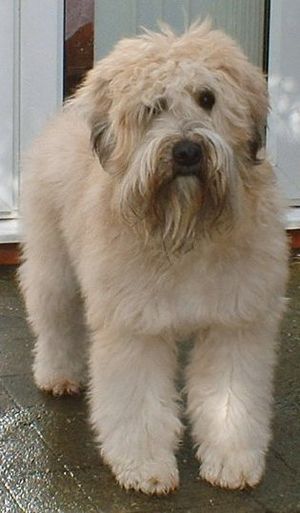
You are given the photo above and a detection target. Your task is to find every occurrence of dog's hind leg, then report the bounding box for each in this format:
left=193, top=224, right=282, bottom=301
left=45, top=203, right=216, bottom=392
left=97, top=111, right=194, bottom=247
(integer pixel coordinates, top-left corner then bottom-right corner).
left=19, top=210, right=87, bottom=396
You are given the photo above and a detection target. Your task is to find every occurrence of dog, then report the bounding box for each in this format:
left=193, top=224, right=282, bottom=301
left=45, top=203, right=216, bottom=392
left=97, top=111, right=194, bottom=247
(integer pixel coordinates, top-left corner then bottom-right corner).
left=19, top=22, right=289, bottom=495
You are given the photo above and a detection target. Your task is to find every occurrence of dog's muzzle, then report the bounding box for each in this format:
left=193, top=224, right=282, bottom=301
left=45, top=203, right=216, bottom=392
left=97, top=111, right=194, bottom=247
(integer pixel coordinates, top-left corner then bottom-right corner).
left=172, top=139, right=202, bottom=178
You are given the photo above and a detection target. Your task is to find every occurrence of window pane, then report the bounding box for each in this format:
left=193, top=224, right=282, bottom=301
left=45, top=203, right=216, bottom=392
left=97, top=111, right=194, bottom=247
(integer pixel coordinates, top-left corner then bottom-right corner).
left=94, top=0, right=266, bottom=67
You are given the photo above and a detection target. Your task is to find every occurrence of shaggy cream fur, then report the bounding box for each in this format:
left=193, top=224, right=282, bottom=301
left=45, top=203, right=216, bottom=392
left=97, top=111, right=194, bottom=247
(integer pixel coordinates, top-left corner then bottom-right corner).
left=19, top=22, right=288, bottom=495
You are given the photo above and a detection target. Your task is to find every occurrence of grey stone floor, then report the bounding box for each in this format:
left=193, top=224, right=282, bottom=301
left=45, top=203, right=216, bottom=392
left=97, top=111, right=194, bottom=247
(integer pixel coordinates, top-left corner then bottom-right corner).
left=0, top=260, right=299, bottom=513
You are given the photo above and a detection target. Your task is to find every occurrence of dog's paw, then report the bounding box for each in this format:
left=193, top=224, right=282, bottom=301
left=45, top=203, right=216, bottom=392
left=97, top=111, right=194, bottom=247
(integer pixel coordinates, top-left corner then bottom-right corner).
left=199, top=448, right=265, bottom=489
left=37, top=378, right=81, bottom=397
left=112, top=457, right=179, bottom=495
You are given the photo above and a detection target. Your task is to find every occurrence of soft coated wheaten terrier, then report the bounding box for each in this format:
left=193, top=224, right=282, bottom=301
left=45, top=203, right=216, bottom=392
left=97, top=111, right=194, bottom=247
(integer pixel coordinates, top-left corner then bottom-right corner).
left=19, top=22, right=289, bottom=495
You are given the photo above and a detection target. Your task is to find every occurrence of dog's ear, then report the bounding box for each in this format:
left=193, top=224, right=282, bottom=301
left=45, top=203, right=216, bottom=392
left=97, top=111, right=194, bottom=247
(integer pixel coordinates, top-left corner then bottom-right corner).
left=90, top=118, right=115, bottom=165
left=243, top=67, right=268, bottom=164
left=219, top=58, right=268, bottom=164
left=248, top=127, right=263, bottom=165
left=72, top=65, right=115, bottom=166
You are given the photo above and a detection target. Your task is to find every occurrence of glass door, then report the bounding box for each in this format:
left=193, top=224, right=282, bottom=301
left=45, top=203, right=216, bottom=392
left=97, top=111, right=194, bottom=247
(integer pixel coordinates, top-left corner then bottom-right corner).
left=94, top=0, right=266, bottom=67
left=268, top=0, right=300, bottom=227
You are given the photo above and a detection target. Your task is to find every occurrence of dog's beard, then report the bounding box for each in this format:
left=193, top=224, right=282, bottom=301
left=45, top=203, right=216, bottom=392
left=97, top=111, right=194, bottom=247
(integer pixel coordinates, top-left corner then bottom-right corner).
left=118, top=129, right=238, bottom=253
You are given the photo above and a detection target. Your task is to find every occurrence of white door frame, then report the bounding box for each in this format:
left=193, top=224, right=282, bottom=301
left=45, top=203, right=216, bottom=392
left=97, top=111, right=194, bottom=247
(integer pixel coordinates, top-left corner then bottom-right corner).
left=0, top=0, right=64, bottom=242
left=0, top=0, right=19, bottom=220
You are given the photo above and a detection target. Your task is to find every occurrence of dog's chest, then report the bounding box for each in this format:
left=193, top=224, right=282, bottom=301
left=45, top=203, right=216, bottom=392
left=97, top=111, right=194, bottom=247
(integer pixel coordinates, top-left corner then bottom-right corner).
left=89, top=232, right=278, bottom=335
left=116, top=253, right=243, bottom=335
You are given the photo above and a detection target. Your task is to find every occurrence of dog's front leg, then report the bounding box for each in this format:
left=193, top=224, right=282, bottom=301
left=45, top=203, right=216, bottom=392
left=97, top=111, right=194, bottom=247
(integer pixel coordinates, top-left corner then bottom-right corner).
left=186, top=324, right=277, bottom=489
left=89, top=328, right=182, bottom=494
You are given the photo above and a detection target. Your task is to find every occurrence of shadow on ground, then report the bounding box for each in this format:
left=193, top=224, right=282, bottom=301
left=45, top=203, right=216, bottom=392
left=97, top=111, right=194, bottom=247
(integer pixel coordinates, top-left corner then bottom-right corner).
left=0, top=259, right=299, bottom=513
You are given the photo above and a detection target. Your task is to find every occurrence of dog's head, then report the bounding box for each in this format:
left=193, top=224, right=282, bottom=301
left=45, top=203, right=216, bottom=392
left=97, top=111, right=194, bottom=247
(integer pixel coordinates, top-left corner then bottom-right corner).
left=74, top=21, right=268, bottom=252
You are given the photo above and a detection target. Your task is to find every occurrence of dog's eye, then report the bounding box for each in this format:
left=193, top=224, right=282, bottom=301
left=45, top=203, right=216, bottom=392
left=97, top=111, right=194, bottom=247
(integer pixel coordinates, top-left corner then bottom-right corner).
left=197, top=90, right=215, bottom=111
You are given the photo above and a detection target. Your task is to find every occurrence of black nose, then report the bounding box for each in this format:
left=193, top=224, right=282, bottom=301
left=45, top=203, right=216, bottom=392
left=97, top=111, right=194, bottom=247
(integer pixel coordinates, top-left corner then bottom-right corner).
left=172, top=140, right=202, bottom=167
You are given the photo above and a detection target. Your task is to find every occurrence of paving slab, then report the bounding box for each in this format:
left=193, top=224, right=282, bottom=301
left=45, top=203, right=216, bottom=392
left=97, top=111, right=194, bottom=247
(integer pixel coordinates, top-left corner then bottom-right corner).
left=0, top=261, right=299, bottom=513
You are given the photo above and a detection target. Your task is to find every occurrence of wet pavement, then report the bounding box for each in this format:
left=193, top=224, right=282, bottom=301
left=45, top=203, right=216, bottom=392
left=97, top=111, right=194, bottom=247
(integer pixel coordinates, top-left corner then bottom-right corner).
left=0, top=260, right=299, bottom=513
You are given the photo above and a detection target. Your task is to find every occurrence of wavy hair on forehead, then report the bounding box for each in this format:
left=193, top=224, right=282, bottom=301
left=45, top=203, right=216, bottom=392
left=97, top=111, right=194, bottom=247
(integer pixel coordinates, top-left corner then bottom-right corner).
left=70, top=18, right=265, bottom=114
